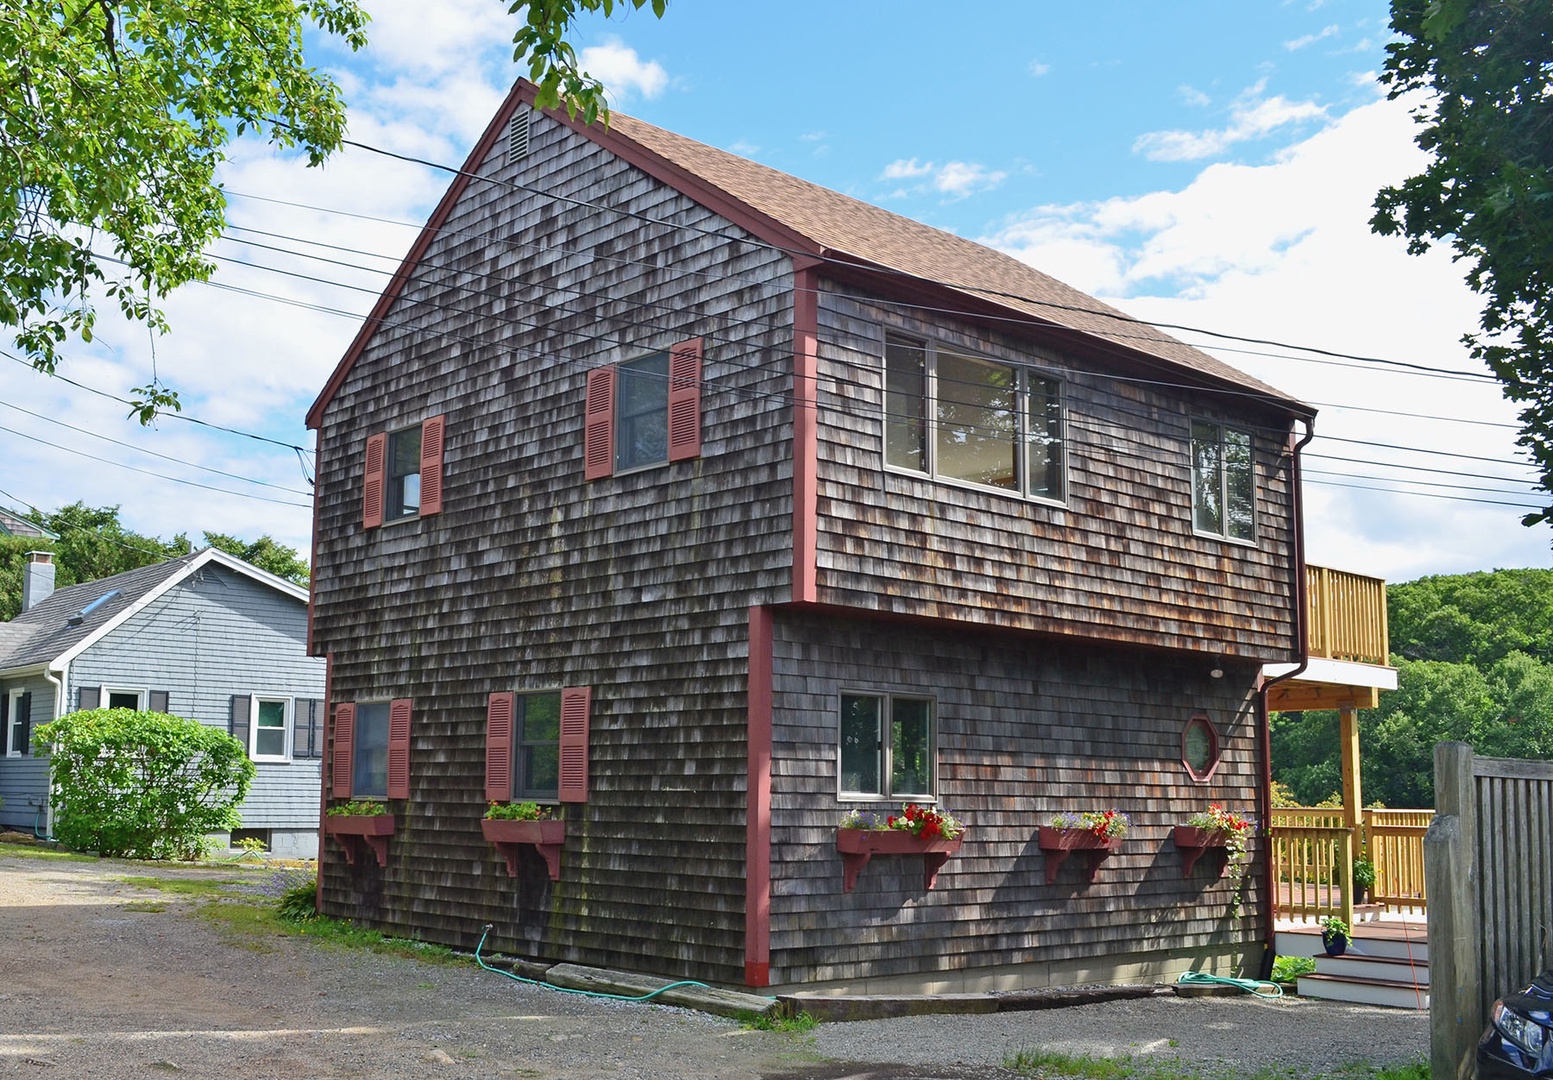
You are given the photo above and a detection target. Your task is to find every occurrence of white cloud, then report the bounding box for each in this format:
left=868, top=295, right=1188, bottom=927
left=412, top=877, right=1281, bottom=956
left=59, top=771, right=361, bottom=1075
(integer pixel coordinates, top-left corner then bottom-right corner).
left=1285, top=24, right=1340, bottom=50
left=1029, top=60, right=1051, bottom=77
left=1133, top=84, right=1329, bottom=162
left=1179, top=85, right=1213, bottom=108
left=986, top=93, right=1550, bottom=579
left=879, top=159, right=1007, bottom=200
left=578, top=39, right=669, bottom=103
left=728, top=139, right=760, bottom=157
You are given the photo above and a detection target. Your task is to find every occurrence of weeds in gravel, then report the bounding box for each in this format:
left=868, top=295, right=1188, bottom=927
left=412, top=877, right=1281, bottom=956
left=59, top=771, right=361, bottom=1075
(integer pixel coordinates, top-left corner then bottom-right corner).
left=1005, top=1050, right=1428, bottom=1080
left=739, top=1008, right=818, bottom=1033
left=0, top=839, right=94, bottom=862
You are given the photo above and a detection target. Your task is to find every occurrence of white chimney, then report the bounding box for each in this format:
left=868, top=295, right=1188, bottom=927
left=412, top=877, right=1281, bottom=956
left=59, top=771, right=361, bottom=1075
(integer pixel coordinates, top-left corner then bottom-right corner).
left=21, top=551, right=55, bottom=612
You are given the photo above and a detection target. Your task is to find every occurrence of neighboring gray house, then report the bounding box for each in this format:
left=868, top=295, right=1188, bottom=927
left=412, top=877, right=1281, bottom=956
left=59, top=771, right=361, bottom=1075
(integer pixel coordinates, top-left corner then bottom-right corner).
left=0, top=507, right=56, bottom=540
left=0, top=548, right=325, bottom=856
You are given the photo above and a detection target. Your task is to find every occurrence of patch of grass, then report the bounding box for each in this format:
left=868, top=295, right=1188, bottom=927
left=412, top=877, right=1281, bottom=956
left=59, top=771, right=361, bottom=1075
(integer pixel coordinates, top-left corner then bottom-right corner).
left=121, top=900, right=167, bottom=913
left=0, top=840, right=95, bottom=862
left=1005, top=1050, right=1428, bottom=1080
left=739, top=1008, right=818, bottom=1033
left=120, top=874, right=245, bottom=899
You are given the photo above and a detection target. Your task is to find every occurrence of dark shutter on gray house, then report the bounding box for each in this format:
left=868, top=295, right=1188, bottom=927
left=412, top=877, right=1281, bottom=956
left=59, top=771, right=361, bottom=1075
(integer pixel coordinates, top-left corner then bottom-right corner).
left=15, top=692, right=30, bottom=755
left=229, top=695, right=250, bottom=756
left=148, top=689, right=170, bottom=714
left=293, top=699, right=324, bottom=760
left=0, top=693, right=9, bottom=755
left=77, top=686, right=100, bottom=711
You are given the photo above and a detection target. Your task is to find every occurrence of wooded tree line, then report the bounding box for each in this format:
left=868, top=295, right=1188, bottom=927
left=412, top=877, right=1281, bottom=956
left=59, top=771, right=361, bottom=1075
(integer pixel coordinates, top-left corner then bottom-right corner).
left=1272, top=568, right=1553, bottom=808
left=0, top=502, right=308, bottom=620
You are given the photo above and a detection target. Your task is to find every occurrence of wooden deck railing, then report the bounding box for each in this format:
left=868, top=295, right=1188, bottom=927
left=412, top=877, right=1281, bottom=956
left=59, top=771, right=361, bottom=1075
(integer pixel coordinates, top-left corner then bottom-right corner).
left=1269, top=807, right=1432, bottom=923
left=1305, top=565, right=1389, bottom=666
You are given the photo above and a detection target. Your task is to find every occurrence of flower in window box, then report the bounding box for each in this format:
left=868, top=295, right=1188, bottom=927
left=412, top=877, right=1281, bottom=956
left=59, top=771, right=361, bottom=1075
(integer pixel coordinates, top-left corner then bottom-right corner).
left=1175, top=803, right=1257, bottom=910
left=1048, top=809, right=1130, bottom=840
left=1039, top=810, right=1129, bottom=884
left=835, top=804, right=967, bottom=892
left=886, top=803, right=964, bottom=841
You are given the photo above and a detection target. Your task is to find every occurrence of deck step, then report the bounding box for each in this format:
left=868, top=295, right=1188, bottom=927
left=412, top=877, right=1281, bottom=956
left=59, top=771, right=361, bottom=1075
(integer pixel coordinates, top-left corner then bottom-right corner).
left=1315, top=953, right=1429, bottom=988
left=1276, top=928, right=1430, bottom=964
left=1296, top=972, right=1429, bottom=1010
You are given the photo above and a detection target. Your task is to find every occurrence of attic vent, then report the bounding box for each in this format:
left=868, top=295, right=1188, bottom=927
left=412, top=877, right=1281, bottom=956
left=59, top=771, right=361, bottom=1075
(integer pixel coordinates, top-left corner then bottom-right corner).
left=508, top=109, right=531, bottom=164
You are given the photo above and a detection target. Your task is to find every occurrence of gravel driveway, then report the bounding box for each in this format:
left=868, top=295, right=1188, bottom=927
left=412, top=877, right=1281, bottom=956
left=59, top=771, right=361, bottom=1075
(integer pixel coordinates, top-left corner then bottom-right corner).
left=0, top=849, right=1429, bottom=1079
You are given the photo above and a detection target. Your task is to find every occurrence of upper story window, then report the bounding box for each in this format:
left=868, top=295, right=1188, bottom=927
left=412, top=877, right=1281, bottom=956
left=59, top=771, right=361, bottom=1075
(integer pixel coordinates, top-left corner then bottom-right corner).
left=363, top=416, right=444, bottom=529
left=585, top=338, right=703, bottom=480
left=1190, top=420, right=1255, bottom=542
left=884, top=334, right=1064, bottom=502
left=839, top=691, right=936, bottom=800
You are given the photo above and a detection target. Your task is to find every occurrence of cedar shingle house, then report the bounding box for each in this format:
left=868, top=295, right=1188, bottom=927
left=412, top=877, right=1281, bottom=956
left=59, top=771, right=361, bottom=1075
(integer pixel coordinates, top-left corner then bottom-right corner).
left=306, top=80, right=1318, bottom=992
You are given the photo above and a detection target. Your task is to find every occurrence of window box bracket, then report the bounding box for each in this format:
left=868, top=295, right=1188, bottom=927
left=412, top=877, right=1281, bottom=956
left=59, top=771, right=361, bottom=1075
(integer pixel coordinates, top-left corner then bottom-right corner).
left=324, top=814, right=396, bottom=868
left=481, top=818, right=566, bottom=880
left=1172, top=825, right=1230, bottom=878
left=835, top=828, right=965, bottom=893
left=1037, top=826, right=1122, bottom=885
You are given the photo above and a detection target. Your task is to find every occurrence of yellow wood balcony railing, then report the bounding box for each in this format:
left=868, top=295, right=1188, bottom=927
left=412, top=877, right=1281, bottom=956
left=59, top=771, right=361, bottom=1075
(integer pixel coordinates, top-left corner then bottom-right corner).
left=1305, top=565, right=1389, bottom=666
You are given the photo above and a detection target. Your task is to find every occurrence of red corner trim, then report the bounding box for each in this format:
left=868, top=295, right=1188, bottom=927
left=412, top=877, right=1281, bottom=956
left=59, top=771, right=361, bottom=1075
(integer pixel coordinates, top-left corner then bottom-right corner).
left=792, top=266, right=819, bottom=604
left=308, top=430, right=322, bottom=656
left=744, top=605, right=773, bottom=987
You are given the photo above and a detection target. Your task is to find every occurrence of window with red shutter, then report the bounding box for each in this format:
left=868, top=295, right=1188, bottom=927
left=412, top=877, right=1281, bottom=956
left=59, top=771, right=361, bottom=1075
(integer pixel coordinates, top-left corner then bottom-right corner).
left=667, top=337, right=703, bottom=461
left=584, top=367, right=616, bottom=480
left=558, top=687, right=590, bottom=803
left=485, top=693, right=515, bottom=802
left=331, top=703, right=356, bottom=798
left=387, top=698, right=412, bottom=799
left=419, top=415, right=445, bottom=516
left=363, top=435, right=387, bottom=529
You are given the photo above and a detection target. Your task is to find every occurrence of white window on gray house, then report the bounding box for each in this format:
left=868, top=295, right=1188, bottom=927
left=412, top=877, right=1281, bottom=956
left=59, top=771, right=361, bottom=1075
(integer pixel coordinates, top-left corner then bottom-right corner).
left=5, top=688, right=29, bottom=757
left=386, top=425, right=422, bottom=520
left=352, top=702, right=391, bottom=798
left=884, top=334, right=1065, bottom=502
left=839, top=692, right=936, bottom=800
left=1191, top=419, right=1256, bottom=542
left=105, top=688, right=144, bottom=710
left=251, top=697, right=290, bottom=761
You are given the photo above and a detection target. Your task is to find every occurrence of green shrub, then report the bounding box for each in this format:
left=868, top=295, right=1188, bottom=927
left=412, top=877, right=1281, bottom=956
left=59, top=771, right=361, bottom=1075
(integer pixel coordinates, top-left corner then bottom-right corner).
left=34, top=708, right=255, bottom=860
left=1271, top=955, right=1317, bottom=982
left=273, top=870, right=320, bottom=922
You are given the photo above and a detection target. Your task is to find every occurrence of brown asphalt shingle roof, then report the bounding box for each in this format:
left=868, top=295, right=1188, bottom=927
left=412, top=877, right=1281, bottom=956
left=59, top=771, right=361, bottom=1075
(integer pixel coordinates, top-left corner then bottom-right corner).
left=604, top=111, right=1305, bottom=411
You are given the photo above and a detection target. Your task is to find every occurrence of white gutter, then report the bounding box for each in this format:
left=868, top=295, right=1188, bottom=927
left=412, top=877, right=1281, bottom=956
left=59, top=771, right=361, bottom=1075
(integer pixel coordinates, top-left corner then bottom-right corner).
left=40, top=661, right=64, bottom=839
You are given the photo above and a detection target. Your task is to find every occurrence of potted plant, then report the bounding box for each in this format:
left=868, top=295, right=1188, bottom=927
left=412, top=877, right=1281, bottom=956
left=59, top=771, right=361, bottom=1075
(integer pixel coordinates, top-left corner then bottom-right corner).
left=836, top=805, right=966, bottom=892
left=1320, top=915, right=1351, bottom=956
left=323, top=799, right=395, bottom=867
left=482, top=801, right=564, bottom=879
left=1352, top=855, right=1377, bottom=904
left=1038, top=810, right=1129, bottom=884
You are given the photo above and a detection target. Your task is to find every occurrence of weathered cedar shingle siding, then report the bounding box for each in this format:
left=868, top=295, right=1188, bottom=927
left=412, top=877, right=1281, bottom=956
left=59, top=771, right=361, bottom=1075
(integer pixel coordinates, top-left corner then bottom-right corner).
left=767, top=610, right=1261, bottom=987
left=311, top=107, right=794, bottom=974
left=812, top=288, right=1296, bottom=659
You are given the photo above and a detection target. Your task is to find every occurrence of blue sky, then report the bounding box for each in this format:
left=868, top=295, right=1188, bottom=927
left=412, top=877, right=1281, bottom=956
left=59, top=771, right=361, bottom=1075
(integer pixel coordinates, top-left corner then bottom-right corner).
left=4, top=0, right=1547, bottom=582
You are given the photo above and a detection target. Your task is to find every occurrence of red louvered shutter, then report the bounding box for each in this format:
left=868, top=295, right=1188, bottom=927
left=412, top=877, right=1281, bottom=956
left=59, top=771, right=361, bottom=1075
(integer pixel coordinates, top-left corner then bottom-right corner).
left=387, top=698, right=412, bottom=799
left=419, top=415, right=445, bottom=516
left=363, top=433, right=387, bottom=529
left=583, top=366, right=616, bottom=480
left=558, top=687, right=590, bottom=803
left=667, top=337, right=703, bottom=462
left=485, top=692, right=515, bottom=802
left=331, top=704, right=356, bottom=799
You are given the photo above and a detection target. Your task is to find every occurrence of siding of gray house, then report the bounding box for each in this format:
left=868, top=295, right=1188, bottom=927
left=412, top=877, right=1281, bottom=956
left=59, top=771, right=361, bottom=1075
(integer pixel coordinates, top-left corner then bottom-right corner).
left=66, top=564, right=324, bottom=854
left=0, top=671, right=56, bottom=832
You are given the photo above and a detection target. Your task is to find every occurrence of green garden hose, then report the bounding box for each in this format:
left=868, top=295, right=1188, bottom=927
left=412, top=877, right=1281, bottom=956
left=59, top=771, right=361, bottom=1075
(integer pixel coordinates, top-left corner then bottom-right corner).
left=1175, top=971, right=1283, bottom=998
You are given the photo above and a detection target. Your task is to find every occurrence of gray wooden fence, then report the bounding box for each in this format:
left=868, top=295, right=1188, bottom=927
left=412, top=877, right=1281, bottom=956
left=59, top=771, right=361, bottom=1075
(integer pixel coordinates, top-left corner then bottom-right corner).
left=1425, top=741, right=1553, bottom=1080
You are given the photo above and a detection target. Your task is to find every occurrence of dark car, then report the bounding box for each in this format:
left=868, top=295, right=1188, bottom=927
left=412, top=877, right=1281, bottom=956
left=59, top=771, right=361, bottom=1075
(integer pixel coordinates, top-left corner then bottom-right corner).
left=1479, top=966, right=1553, bottom=1079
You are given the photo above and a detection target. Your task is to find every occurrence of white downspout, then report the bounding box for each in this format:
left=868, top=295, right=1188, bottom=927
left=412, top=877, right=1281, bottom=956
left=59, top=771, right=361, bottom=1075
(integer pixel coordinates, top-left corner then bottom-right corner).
left=41, top=662, right=65, bottom=838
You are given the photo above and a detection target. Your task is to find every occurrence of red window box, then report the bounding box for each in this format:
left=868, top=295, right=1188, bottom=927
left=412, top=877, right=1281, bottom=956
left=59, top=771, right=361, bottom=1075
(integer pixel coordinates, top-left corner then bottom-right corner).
left=481, top=817, right=565, bottom=880
left=835, top=828, right=964, bottom=893
left=1037, top=826, right=1123, bottom=885
left=324, top=814, right=395, bottom=868
left=1172, top=825, right=1231, bottom=877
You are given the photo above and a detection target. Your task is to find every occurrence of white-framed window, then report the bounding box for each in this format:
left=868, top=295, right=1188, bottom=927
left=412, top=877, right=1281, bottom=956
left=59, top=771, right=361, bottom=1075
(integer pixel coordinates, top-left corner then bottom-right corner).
left=838, top=691, right=936, bottom=800
left=6, top=688, right=27, bottom=757
left=884, top=334, right=1065, bottom=502
left=104, top=687, right=145, bottom=711
left=1190, top=419, right=1256, bottom=542
left=250, top=696, right=291, bottom=761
